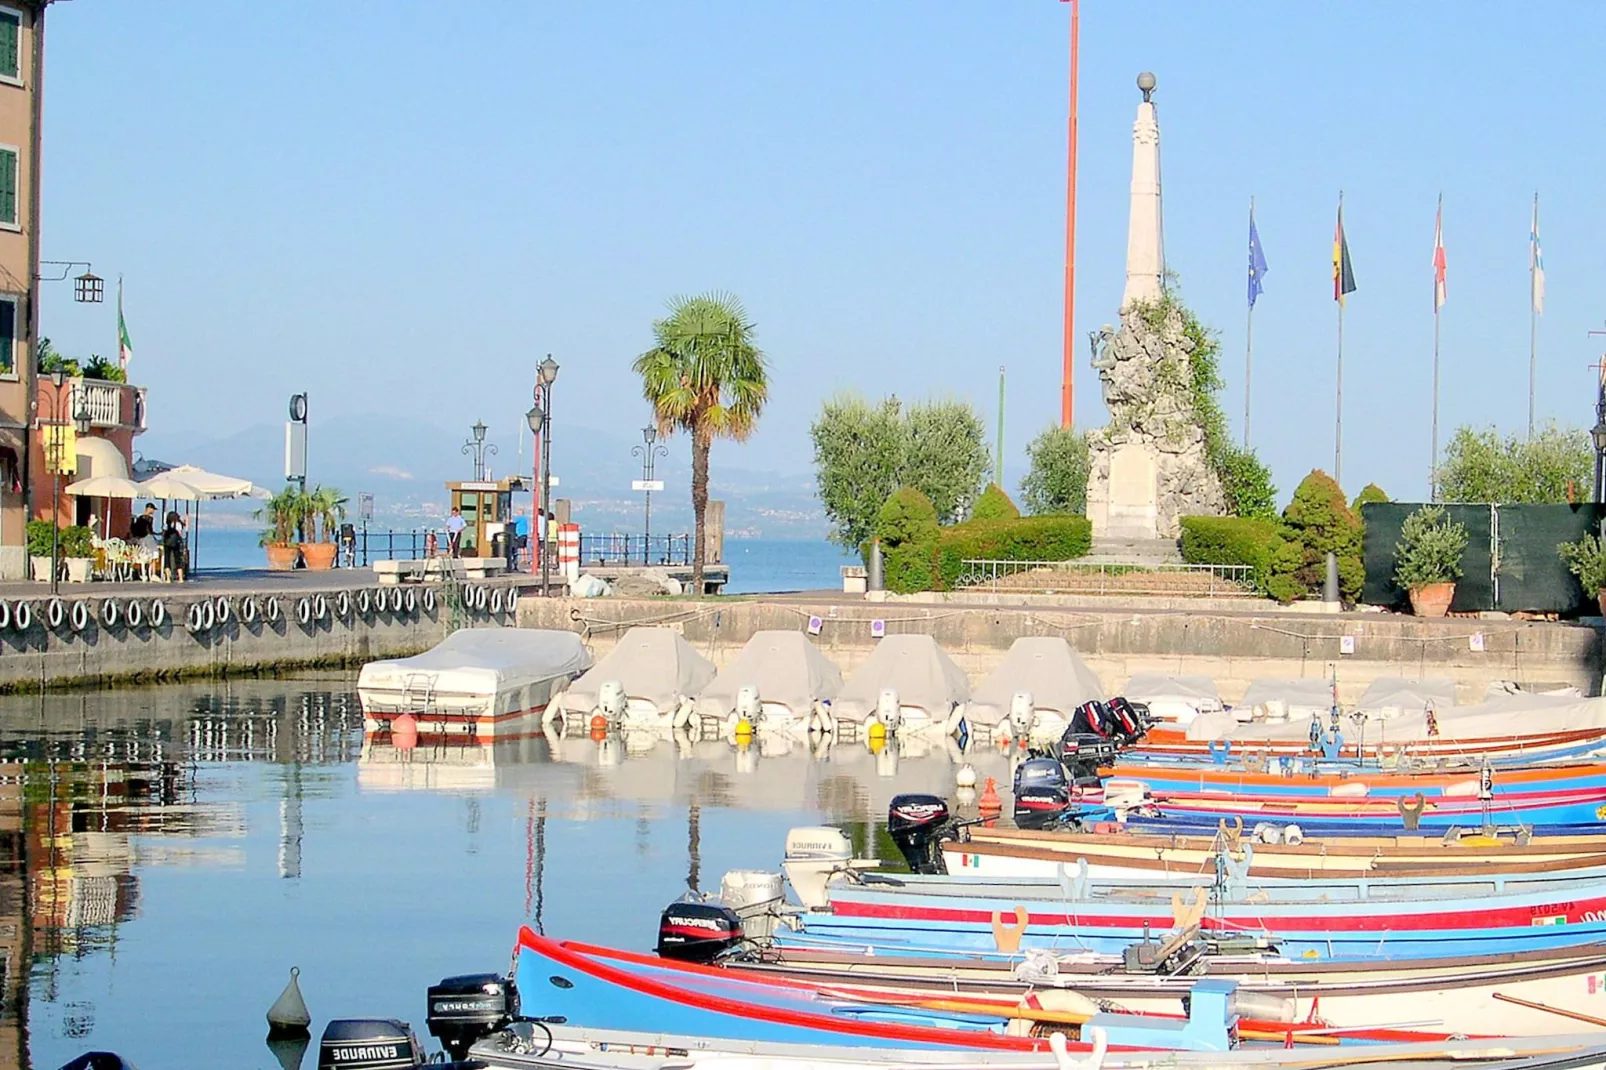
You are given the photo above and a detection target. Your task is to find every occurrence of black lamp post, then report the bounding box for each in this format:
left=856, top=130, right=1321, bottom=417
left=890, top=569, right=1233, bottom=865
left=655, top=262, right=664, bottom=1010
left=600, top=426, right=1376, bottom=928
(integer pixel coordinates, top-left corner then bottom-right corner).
left=44, top=369, right=92, bottom=594
left=462, top=420, right=497, bottom=481
left=632, top=426, right=668, bottom=565
left=535, top=356, right=559, bottom=594
left=1593, top=419, right=1606, bottom=505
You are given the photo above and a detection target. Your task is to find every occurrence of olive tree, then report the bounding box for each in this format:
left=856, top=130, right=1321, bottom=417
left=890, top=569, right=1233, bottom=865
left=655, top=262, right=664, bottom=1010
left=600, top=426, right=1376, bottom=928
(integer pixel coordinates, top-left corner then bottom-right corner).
left=1435, top=423, right=1594, bottom=504
left=1019, top=425, right=1089, bottom=516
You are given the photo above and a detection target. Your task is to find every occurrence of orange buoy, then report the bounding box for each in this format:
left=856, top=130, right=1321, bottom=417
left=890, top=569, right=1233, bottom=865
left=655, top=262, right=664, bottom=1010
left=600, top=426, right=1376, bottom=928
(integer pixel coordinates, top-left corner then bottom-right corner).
left=589, top=723, right=608, bottom=742
left=392, top=713, right=418, bottom=751
left=590, top=714, right=608, bottom=732
left=978, top=776, right=1001, bottom=815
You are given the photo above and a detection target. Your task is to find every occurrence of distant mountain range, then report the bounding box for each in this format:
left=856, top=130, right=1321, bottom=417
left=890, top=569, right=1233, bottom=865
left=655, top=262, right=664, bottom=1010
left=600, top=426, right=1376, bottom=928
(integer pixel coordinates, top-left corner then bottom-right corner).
left=137, top=414, right=829, bottom=538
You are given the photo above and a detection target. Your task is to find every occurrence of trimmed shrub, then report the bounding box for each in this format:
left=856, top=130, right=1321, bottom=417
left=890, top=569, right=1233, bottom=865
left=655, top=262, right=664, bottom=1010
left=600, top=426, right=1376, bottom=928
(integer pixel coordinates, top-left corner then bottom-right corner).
left=1393, top=505, right=1467, bottom=590
left=26, top=520, right=56, bottom=559
left=1179, top=517, right=1282, bottom=590
left=1282, top=469, right=1363, bottom=601
left=936, top=515, right=1092, bottom=589
left=1352, top=483, right=1389, bottom=514
left=970, top=483, right=1020, bottom=522
left=875, top=487, right=940, bottom=594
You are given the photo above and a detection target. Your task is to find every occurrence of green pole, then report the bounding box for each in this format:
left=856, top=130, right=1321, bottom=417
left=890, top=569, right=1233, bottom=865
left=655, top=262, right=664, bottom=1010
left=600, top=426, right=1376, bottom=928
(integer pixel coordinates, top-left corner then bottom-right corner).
left=995, top=365, right=1005, bottom=489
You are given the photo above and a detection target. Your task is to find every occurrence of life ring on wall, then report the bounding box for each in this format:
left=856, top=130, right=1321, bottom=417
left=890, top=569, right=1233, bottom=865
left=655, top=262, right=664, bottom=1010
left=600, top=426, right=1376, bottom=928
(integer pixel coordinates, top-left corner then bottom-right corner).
left=215, top=596, right=232, bottom=625
left=265, top=597, right=281, bottom=623
left=493, top=588, right=507, bottom=615
left=389, top=586, right=404, bottom=613
left=13, top=601, right=31, bottom=631
left=336, top=591, right=351, bottom=618
left=404, top=587, right=417, bottom=615
left=357, top=589, right=372, bottom=616
left=474, top=585, right=488, bottom=612
left=0, top=600, right=13, bottom=630
left=422, top=587, right=436, bottom=614
left=313, top=594, right=328, bottom=620
left=186, top=603, right=206, bottom=633
left=46, top=598, right=65, bottom=630
left=296, top=598, right=312, bottom=625
left=241, top=597, right=259, bottom=623
left=101, top=599, right=118, bottom=628
left=70, top=601, right=89, bottom=632
left=125, top=600, right=142, bottom=629
left=149, top=600, right=166, bottom=627
left=202, top=599, right=216, bottom=631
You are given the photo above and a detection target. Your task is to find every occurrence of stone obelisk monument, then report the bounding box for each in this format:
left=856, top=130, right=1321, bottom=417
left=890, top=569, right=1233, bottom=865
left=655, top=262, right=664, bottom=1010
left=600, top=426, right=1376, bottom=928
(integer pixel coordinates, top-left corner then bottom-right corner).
left=1085, top=73, right=1225, bottom=542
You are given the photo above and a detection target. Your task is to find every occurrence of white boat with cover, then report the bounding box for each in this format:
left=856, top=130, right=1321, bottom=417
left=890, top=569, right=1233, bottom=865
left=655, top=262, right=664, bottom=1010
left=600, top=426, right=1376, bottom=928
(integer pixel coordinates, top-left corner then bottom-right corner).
left=826, top=634, right=969, bottom=738
left=693, top=630, right=844, bottom=736
left=963, top=637, right=1103, bottom=744
left=1121, top=673, right=1222, bottom=725
left=551, top=626, right=717, bottom=730
left=358, top=628, right=591, bottom=738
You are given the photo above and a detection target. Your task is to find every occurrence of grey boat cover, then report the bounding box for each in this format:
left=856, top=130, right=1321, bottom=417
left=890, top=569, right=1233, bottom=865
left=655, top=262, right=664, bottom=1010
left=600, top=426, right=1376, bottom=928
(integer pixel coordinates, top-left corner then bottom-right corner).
left=693, top=631, right=843, bottom=720
left=833, top=634, right=971, bottom=722
left=1354, top=677, right=1457, bottom=718
left=556, top=627, right=717, bottom=715
left=1237, top=678, right=1333, bottom=718
left=1188, top=688, right=1606, bottom=744
left=357, top=628, right=591, bottom=697
left=1122, top=673, right=1223, bottom=722
left=967, top=637, right=1104, bottom=727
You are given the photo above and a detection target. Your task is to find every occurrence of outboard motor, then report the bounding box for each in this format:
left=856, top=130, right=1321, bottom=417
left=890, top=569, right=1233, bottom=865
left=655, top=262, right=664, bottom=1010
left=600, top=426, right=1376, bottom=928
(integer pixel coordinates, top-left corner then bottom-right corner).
left=1007, top=690, right=1035, bottom=738
left=875, top=688, right=902, bottom=732
left=317, top=1019, right=424, bottom=1070
left=1106, top=696, right=1148, bottom=744
left=1056, top=729, right=1117, bottom=782
left=735, top=684, right=762, bottom=726
left=887, top=793, right=953, bottom=874
left=656, top=900, right=744, bottom=962
left=1070, top=700, right=1111, bottom=739
left=597, top=679, right=627, bottom=722
left=425, top=973, right=520, bottom=1062
left=1012, top=756, right=1074, bottom=830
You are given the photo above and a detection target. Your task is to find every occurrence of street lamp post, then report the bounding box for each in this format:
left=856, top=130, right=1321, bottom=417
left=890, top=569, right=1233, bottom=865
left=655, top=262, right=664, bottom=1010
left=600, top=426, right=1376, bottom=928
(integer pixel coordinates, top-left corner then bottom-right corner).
left=632, top=426, right=668, bottom=565
left=536, top=356, right=559, bottom=593
left=1593, top=417, right=1606, bottom=506
left=43, top=368, right=92, bottom=594
left=461, top=420, right=497, bottom=481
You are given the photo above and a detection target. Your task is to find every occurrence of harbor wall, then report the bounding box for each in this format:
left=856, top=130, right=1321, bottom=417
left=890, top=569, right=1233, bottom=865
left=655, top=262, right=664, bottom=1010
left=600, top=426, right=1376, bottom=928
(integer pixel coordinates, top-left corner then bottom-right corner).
left=517, top=597, right=1606, bottom=703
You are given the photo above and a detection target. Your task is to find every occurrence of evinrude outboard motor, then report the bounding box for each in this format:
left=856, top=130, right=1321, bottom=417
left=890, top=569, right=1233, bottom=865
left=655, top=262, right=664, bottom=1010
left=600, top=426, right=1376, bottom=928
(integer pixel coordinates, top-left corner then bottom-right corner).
left=1012, top=756, right=1074, bottom=830
left=887, top=793, right=954, bottom=874
left=317, top=1018, right=424, bottom=1070
left=656, top=900, right=744, bottom=962
left=426, top=972, right=520, bottom=1062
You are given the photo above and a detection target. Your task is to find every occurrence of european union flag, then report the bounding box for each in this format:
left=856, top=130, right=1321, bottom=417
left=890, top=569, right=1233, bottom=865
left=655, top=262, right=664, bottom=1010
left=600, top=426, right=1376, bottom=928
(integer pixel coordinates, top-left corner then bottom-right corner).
left=1248, top=206, right=1268, bottom=309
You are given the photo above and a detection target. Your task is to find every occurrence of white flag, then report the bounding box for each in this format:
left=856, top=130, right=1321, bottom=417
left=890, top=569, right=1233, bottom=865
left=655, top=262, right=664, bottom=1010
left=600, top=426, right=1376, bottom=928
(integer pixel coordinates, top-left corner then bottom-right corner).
left=1530, top=194, right=1545, bottom=316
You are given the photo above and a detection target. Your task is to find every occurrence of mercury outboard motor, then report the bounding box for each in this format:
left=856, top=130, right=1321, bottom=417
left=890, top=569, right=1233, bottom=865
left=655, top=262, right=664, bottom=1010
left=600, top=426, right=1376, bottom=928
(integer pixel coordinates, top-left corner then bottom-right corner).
left=426, top=973, right=520, bottom=1062
left=317, top=1019, right=424, bottom=1070
left=1106, top=696, right=1149, bottom=744
left=1070, top=700, right=1112, bottom=739
left=656, top=900, right=744, bottom=962
left=887, top=794, right=954, bottom=874
left=1012, top=757, right=1074, bottom=829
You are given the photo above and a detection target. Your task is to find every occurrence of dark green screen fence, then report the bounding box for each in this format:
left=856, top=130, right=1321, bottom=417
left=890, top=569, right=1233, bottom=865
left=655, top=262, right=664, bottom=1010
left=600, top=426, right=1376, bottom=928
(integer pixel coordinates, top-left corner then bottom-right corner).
left=1361, top=503, right=1606, bottom=614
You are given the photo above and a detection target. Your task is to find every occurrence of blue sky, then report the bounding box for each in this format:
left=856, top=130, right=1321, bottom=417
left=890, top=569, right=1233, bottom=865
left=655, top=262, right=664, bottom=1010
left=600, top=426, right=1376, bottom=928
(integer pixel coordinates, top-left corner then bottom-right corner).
left=32, top=1, right=1606, bottom=504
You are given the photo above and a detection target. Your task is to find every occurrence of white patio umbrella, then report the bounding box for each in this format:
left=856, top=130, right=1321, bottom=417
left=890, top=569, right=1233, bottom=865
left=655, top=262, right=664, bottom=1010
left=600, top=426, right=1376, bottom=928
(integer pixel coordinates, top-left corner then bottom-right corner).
left=65, top=474, right=143, bottom=499
left=163, top=464, right=272, bottom=500
left=137, top=474, right=203, bottom=500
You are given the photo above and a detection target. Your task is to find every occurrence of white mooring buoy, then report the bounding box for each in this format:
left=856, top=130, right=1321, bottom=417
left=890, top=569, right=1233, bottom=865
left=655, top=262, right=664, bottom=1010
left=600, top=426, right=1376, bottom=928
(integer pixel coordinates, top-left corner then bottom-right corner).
left=266, top=965, right=311, bottom=1038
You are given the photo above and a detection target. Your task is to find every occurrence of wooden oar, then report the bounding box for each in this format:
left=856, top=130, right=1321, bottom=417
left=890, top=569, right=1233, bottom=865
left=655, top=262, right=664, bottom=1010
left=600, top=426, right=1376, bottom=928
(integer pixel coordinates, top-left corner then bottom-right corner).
left=1492, top=991, right=1606, bottom=1028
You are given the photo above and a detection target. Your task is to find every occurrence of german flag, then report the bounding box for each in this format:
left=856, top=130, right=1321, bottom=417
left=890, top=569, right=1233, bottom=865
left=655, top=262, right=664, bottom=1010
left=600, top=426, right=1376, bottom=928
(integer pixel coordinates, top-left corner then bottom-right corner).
left=1333, top=200, right=1356, bottom=305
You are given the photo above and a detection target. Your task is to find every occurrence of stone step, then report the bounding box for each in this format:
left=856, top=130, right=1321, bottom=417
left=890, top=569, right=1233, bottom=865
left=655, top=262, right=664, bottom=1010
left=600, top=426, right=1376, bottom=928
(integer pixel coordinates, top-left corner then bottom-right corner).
left=1085, top=536, right=1182, bottom=565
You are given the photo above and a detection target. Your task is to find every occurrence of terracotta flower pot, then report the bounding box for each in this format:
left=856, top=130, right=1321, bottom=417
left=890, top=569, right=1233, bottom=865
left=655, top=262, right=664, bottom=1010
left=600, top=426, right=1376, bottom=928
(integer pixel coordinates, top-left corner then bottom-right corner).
left=301, top=542, right=337, bottom=571
left=1597, top=589, right=1606, bottom=619
left=1408, top=581, right=1455, bottom=618
left=264, top=544, right=300, bottom=571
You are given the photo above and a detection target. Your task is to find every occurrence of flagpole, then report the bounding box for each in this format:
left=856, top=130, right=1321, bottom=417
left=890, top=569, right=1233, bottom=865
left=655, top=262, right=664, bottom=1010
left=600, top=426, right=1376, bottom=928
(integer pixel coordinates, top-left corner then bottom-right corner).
left=1529, top=191, right=1538, bottom=439
left=1245, top=196, right=1254, bottom=448
left=1431, top=193, right=1442, bottom=500
left=1335, top=191, right=1344, bottom=486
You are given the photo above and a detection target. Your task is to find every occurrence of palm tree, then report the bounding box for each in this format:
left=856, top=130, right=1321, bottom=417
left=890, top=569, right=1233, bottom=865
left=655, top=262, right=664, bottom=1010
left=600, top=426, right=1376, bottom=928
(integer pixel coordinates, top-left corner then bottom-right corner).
left=633, top=292, right=768, bottom=591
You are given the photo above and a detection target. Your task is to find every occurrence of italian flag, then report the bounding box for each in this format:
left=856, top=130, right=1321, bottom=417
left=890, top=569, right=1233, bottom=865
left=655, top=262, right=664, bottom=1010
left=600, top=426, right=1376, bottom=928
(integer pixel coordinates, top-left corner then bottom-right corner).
left=117, top=275, right=133, bottom=369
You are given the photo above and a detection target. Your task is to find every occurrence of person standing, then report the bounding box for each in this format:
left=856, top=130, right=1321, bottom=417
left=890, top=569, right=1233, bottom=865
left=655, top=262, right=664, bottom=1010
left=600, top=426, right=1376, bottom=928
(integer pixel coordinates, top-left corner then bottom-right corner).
left=129, top=503, right=156, bottom=541
left=445, top=507, right=466, bottom=558
left=161, top=510, right=187, bottom=583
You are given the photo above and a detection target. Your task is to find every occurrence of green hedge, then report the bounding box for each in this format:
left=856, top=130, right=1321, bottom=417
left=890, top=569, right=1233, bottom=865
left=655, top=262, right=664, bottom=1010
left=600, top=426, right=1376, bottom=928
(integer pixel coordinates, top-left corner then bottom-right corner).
left=1179, top=516, right=1285, bottom=592
left=936, top=515, right=1092, bottom=589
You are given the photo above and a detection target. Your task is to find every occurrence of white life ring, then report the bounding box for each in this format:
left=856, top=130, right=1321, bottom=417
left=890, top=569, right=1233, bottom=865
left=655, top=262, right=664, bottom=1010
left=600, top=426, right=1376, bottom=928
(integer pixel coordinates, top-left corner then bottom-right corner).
left=125, top=600, right=142, bottom=628
left=422, top=587, right=436, bottom=613
left=296, top=598, right=312, bottom=625
left=102, top=599, right=119, bottom=628
left=70, top=601, right=89, bottom=632
left=13, top=601, right=30, bottom=631
left=313, top=593, right=328, bottom=620
left=265, top=597, right=281, bottom=622
left=404, top=587, right=417, bottom=614
left=203, top=599, right=216, bottom=631
left=186, top=602, right=206, bottom=633
left=336, top=590, right=351, bottom=618
left=0, top=600, right=11, bottom=631
left=241, top=597, right=259, bottom=623
left=474, top=585, right=488, bottom=612
left=389, top=586, right=404, bottom=613
left=490, top=588, right=504, bottom=615
left=46, top=598, right=65, bottom=630
left=357, top=589, right=371, bottom=616
left=149, top=600, right=166, bottom=627
left=215, top=596, right=232, bottom=625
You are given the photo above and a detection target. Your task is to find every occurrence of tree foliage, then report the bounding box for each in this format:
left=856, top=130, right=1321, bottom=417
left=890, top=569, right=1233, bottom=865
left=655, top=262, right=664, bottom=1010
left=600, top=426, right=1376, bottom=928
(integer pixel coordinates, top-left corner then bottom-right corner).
left=970, top=483, right=1020, bottom=521
left=1019, top=425, right=1089, bottom=516
left=1435, top=424, right=1593, bottom=504
left=1393, top=505, right=1468, bottom=590
left=634, top=291, right=768, bottom=590
left=875, top=487, right=940, bottom=594
left=1559, top=533, right=1606, bottom=594
left=902, top=399, right=989, bottom=524
left=1216, top=444, right=1278, bottom=521
left=1281, top=469, right=1363, bottom=600
left=1352, top=483, right=1390, bottom=513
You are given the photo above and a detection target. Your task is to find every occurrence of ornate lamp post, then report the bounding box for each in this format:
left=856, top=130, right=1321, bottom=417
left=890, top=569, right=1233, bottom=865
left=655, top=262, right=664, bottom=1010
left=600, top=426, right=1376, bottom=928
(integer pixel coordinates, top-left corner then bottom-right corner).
left=532, top=356, right=559, bottom=593
left=462, top=420, right=497, bottom=481
left=632, top=426, right=668, bottom=565
left=1593, top=418, right=1606, bottom=506
left=43, top=368, right=92, bottom=594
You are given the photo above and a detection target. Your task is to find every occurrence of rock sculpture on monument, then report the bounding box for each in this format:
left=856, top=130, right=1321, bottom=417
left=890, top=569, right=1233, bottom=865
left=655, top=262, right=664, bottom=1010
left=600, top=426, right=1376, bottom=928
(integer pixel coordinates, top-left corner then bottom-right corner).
left=1084, top=72, right=1227, bottom=542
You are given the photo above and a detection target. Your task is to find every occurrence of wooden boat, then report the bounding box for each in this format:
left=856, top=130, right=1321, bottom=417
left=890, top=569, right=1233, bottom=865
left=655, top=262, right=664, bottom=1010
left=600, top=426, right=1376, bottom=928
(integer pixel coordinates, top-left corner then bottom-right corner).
left=1122, top=784, right=1606, bottom=833
left=1129, top=722, right=1606, bottom=764
left=1106, top=759, right=1606, bottom=799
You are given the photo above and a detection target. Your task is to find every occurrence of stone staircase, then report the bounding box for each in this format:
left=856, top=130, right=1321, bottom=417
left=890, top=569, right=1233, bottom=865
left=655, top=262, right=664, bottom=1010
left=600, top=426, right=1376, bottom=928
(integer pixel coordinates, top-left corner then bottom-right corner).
left=1084, top=536, right=1183, bottom=566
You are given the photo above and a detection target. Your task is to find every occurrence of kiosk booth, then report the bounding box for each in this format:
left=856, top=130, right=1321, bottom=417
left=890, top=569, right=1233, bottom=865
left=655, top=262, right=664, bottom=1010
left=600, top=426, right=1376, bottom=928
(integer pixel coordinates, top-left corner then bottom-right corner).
left=445, top=478, right=527, bottom=559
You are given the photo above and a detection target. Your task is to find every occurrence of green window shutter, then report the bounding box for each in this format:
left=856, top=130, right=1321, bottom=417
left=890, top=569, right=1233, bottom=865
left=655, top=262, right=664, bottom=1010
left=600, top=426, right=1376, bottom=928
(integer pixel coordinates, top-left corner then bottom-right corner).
left=0, top=300, right=15, bottom=376
left=0, top=14, right=18, bottom=81
left=0, top=149, right=16, bottom=225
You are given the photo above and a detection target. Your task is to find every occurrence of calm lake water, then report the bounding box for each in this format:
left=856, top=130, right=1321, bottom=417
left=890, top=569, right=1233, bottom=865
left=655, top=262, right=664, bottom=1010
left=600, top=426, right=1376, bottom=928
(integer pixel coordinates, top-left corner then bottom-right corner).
left=4, top=678, right=1014, bottom=1070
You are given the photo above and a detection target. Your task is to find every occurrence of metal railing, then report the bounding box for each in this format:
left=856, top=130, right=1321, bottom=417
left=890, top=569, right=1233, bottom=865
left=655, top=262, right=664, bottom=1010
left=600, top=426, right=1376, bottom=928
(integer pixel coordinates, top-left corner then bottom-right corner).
left=579, top=533, right=693, bottom=567
left=358, top=529, right=427, bottom=566
left=955, top=559, right=1257, bottom=597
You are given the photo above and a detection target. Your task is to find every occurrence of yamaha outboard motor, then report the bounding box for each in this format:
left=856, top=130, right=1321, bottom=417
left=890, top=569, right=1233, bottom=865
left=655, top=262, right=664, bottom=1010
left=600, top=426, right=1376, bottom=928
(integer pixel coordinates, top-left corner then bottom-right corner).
left=656, top=901, right=744, bottom=962
left=317, top=1019, right=424, bottom=1070
left=426, top=973, right=520, bottom=1062
left=887, top=794, right=953, bottom=874
left=1012, top=756, right=1074, bottom=830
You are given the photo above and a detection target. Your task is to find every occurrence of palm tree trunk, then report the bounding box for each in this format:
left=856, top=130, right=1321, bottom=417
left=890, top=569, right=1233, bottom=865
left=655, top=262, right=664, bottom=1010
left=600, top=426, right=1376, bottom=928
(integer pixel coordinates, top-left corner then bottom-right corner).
left=691, top=431, right=710, bottom=592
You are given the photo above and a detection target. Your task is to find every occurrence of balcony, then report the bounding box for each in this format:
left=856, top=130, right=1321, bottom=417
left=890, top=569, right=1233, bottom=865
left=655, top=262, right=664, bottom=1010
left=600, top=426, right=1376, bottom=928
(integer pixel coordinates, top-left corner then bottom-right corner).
left=67, top=379, right=147, bottom=434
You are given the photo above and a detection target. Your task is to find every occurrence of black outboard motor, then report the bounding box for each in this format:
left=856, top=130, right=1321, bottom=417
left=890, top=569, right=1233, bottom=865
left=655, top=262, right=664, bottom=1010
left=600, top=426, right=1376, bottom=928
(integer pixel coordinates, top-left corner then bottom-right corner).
left=1056, top=730, right=1117, bottom=782
left=657, top=901, right=744, bottom=962
left=426, top=973, right=520, bottom=1062
left=317, top=1019, right=424, bottom=1070
left=1106, top=696, right=1149, bottom=744
left=1070, top=700, right=1112, bottom=739
left=1012, top=757, right=1074, bottom=830
left=887, top=794, right=953, bottom=874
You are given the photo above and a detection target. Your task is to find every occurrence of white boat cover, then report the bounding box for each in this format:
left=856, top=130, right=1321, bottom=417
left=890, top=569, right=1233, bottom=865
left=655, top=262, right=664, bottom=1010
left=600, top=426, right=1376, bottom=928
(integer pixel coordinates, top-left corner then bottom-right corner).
left=832, top=634, right=970, bottom=723
left=557, top=627, right=717, bottom=715
left=1187, top=689, right=1606, bottom=744
left=693, top=631, right=843, bottom=721
left=1122, top=673, right=1222, bottom=723
left=1354, top=677, right=1457, bottom=718
left=966, top=637, right=1104, bottom=726
left=1238, top=678, right=1333, bottom=716
left=357, top=628, right=591, bottom=697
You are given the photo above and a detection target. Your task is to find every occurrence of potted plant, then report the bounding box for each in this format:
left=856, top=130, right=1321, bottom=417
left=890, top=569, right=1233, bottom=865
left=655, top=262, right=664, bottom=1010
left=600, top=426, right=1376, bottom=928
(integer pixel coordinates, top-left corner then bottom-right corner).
left=1558, top=532, right=1606, bottom=618
left=60, top=525, right=95, bottom=583
left=256, top=487, right=305, bottom=571
left=1393, top=504, right=1467, bottom=617
left=26, top=520, right=55, bottom=582
left=299, top=485, right=347, bottom=571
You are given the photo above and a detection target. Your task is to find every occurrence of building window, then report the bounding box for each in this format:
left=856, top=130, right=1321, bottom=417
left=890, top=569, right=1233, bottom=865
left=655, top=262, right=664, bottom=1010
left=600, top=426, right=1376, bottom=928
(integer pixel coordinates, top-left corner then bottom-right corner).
left=0, top=296, right=17, bottom=377
left=0, top=9, right=18, bottom=85
left=0, top=146, right=15, bottom=228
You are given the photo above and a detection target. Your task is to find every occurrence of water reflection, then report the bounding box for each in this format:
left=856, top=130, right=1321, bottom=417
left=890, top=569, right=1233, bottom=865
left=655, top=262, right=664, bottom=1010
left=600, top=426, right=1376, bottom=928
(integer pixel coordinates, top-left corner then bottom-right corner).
left=0, top=679, right=1017, bottom=1070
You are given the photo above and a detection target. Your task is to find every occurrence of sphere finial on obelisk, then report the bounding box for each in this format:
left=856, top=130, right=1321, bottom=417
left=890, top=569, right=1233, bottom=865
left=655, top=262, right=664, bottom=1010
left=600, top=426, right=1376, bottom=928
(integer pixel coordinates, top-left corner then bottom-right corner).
left=1137, top=71, right=1156, bottom=103
left=1121, top=71, right=1164, bottom=309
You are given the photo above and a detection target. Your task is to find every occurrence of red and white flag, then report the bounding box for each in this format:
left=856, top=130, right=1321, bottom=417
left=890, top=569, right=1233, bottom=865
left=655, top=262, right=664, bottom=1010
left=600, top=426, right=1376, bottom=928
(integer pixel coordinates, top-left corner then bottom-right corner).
left=1432, top=195, right=1447, bottom=312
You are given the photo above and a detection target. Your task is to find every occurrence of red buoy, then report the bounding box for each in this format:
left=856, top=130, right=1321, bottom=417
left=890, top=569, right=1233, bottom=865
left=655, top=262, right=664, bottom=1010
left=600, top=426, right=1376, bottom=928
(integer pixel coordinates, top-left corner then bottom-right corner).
left=978, top=776, right=1001, bottom=815
left=392, top=713, right=418, bottom=751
